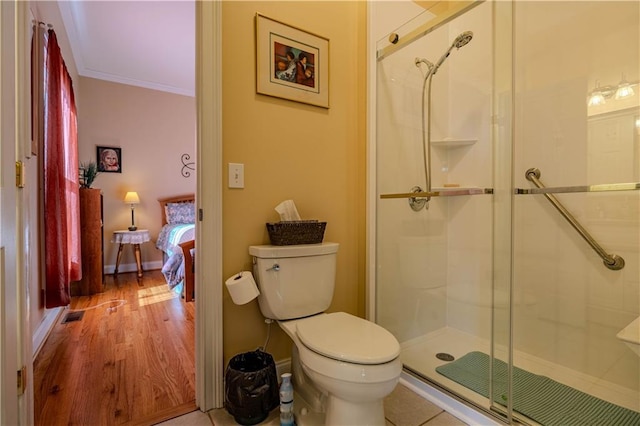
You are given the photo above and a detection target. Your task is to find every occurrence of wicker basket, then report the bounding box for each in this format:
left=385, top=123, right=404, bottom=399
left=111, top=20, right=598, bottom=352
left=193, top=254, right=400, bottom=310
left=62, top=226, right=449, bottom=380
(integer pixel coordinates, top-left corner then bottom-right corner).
left=266, top=220, right=326, bottom=246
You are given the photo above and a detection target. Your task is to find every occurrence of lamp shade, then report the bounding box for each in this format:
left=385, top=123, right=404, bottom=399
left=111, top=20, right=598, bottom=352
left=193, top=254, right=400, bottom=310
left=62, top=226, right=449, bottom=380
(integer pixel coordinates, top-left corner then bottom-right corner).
left=615, top=82, right=635, bottom=100
left=587, top=91, right=606, bottom=107
left=124, top=191, right=140, bottom=204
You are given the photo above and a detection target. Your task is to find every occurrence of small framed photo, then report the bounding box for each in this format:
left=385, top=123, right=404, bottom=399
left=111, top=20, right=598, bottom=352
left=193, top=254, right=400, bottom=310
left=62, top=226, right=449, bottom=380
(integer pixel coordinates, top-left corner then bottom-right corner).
left=97, top=146, right=122, bottom=173
left=255, top=13, right=329, bottom=108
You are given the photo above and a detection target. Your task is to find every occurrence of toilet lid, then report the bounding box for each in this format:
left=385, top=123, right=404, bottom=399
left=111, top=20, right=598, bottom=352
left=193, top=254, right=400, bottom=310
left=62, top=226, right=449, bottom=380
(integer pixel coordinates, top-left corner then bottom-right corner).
left=296, top=312, right=400, bottom=365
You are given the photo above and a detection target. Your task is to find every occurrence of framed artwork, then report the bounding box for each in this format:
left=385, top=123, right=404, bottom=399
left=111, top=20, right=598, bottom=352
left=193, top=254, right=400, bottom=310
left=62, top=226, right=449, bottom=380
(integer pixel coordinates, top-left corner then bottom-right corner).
left=97, top=146, right=122, bottom=173
left=255, top=13, right=329, bottom=108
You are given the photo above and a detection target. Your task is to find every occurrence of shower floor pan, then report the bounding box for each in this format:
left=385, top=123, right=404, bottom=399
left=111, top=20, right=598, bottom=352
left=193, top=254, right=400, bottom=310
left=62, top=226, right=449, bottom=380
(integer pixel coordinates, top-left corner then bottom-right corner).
left=400, top=327, right=639, bottom=417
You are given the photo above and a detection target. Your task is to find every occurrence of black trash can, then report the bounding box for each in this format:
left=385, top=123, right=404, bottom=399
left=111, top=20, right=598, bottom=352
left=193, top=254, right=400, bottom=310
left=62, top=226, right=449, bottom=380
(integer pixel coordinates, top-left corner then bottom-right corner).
left=225, top=350, right=279, bottom=425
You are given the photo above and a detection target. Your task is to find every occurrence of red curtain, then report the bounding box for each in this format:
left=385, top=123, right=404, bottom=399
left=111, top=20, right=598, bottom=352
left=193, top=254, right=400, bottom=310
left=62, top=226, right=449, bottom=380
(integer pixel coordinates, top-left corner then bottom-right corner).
left=44, top=29, right=81, bottom=308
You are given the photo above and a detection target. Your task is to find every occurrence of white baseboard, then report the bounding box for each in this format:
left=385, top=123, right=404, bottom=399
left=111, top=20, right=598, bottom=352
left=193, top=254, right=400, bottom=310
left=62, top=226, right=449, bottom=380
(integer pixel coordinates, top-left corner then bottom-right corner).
left=104, top=260, right=163, bottom=275
left=32, top=307, right=64, bottom=360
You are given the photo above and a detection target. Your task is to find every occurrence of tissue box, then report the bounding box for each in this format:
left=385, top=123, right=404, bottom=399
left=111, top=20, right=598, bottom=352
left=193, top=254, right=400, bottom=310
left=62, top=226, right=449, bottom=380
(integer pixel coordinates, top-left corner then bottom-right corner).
left=266, top=220, right=326, bottom=245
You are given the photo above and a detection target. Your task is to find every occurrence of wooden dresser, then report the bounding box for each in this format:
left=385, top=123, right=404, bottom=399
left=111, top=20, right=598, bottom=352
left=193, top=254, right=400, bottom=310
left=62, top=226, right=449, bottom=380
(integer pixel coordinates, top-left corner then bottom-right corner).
left=75, top=188, right=104, bottom=295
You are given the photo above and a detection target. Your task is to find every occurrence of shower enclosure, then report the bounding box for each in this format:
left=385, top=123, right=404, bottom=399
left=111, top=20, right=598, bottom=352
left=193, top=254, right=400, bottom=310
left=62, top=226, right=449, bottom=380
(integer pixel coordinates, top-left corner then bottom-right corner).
left=372, top=1, right=639, bottom=424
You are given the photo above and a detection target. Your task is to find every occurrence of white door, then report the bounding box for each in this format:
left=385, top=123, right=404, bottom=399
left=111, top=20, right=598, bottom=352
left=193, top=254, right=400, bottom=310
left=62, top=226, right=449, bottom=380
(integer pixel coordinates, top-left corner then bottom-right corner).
left=1, top=1, right=21, bottom=423
left=1, top=1, right=30, bottom=424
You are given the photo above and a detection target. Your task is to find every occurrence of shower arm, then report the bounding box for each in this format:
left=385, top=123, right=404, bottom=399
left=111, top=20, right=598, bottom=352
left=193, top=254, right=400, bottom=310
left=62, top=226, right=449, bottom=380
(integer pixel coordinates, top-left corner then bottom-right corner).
left=525, top=168, right=625, bottom=271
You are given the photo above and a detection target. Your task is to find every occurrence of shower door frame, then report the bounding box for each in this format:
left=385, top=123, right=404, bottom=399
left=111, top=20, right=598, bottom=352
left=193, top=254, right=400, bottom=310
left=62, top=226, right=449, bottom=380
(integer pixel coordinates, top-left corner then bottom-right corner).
left=369, top=1, right=639, bottom=425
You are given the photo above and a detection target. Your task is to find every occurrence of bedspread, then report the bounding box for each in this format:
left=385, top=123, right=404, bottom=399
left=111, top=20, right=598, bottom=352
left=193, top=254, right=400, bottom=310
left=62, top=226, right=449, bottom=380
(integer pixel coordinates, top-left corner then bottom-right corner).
left=156, top=224, right=195, bottom=289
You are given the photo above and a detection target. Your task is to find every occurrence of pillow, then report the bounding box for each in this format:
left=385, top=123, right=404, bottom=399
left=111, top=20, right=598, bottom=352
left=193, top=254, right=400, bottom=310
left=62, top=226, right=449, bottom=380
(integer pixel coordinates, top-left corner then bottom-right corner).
left=165, top=202, right=195, bottom=224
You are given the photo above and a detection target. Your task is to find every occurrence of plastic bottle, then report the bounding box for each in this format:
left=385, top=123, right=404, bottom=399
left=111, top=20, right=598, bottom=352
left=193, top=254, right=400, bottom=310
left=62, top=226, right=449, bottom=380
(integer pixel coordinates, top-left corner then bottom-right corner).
left=279, top=373, right=294, bottom=426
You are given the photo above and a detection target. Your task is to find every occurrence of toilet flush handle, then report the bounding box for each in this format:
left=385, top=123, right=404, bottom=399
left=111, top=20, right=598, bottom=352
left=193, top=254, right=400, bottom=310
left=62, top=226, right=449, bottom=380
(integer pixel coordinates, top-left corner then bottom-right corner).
left=266, top=263, right=280, bottom=272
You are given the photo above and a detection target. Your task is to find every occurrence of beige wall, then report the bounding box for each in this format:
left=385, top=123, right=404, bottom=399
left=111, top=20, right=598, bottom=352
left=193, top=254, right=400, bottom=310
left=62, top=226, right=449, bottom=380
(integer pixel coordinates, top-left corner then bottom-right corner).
left=221, top=1, right=368, bottom=363
left=77, top=77, right=196, bottom=270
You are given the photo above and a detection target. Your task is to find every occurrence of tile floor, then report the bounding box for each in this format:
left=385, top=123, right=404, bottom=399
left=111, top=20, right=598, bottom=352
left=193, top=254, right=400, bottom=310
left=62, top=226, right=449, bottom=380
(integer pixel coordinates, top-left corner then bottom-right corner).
left=158, top=383, right=468, bottom=425
left=157, top=410, right=213, bottom=426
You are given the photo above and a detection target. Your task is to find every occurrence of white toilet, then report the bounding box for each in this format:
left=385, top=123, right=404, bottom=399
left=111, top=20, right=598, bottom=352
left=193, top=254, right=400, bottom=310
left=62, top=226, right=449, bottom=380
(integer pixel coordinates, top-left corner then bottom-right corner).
left=249, top=242, right=402, bottom=426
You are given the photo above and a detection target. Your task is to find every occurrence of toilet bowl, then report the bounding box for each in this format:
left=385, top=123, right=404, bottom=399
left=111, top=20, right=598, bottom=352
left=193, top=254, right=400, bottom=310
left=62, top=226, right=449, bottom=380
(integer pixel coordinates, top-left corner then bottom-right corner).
left=279, top=313, right=402, bottom=426
left=249, top=243, right=402, bottom=425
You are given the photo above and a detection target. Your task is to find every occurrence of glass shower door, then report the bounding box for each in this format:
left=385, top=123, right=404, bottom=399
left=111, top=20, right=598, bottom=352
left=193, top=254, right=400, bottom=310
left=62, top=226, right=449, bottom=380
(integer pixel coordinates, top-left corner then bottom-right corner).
left=503, top=1, right=640, bottom=424
left=375, top=0, right=499, bottom=418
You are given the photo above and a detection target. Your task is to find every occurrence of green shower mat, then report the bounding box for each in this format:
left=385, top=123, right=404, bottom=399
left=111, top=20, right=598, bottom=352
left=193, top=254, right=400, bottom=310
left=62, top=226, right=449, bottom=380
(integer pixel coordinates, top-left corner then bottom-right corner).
left=436, top=351, right=640, bottom=426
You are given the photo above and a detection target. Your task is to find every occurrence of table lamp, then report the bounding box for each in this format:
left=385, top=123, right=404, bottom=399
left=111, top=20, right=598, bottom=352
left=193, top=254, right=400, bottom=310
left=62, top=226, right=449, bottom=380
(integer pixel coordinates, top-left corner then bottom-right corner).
left=124, top=191, right=140, bottom=231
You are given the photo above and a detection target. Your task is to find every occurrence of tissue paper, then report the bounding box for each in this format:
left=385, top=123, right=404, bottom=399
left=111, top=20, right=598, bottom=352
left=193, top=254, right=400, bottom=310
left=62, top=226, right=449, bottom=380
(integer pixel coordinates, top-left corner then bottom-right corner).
left=275, top=200, right=301, bottom=221
left=225, top=271, right=260, bottom=305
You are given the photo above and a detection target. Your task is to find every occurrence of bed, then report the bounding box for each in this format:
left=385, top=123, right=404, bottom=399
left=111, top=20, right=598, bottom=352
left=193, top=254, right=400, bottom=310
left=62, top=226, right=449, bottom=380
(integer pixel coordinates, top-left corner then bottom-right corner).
left=156, top=194, right=195, bottom=301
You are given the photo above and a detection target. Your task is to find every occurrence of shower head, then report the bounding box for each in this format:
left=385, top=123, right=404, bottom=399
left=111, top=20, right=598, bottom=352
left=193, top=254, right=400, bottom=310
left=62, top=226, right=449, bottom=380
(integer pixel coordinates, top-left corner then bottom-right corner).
left=433, top=30, right=474, bottom=75
left=454, top=31, right=473, bottom=48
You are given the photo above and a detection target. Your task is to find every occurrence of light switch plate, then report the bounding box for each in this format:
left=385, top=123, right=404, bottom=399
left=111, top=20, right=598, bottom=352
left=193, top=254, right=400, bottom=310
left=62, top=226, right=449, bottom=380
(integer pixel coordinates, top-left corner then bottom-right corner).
left=228, top=163, right=244, bottom=188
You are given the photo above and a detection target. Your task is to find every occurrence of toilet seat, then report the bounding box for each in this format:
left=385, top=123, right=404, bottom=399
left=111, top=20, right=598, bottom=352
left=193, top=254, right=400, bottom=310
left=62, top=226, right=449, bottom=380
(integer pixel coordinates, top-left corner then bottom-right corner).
left=296, top=312, right=399, bottom=365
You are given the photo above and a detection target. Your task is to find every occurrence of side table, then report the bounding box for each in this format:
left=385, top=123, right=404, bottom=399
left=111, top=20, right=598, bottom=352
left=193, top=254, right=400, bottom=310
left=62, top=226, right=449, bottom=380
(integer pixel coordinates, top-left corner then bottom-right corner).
left=112, top=229, right=151, bottom=278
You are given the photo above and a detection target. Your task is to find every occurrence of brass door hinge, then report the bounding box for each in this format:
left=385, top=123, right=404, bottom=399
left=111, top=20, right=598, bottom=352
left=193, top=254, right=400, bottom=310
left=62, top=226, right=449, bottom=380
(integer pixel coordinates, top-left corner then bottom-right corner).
left=17, top=365, right=26, bottom=395
left=16, top=161, right=25, bottom=188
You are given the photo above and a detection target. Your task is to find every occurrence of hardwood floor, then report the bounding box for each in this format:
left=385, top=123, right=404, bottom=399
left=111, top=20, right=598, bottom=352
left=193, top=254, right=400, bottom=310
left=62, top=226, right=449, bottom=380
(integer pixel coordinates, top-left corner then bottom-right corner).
left=34, top=270, right=196, bottom=425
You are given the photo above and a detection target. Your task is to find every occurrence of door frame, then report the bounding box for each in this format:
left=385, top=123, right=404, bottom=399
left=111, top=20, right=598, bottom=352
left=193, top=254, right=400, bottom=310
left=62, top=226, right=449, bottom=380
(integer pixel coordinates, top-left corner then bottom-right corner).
left=1, top=0, right=224, bottom=421
left=1, top=1, right=31, bottom=424
left=195, top=0, right=224, bottom=410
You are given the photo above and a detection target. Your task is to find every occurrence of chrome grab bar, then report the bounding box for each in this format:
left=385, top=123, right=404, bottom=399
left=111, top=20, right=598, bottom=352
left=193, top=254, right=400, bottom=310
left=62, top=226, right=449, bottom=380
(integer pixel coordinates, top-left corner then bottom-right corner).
left=516, top=181, right=640, bottom=194
left=525, top=168, right=625, bottom=271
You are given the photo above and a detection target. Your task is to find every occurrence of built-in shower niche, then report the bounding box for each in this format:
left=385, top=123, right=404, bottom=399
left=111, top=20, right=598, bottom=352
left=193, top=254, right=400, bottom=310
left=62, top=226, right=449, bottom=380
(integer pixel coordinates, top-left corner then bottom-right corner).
left=431, top=138, right=476, bottom=147
left=430, top=138, right=478, bottom=189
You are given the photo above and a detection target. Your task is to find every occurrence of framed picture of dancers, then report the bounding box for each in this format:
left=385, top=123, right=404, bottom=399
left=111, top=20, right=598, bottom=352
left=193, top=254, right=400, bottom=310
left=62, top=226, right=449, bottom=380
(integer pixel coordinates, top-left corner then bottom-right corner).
left=255, top=13, right=329, bottom=108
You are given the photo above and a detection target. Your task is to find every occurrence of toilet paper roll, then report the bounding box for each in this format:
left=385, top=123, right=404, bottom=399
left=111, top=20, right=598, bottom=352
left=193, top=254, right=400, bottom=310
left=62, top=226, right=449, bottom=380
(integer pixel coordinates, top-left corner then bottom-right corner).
left=225, top=271, right=260, bottom=305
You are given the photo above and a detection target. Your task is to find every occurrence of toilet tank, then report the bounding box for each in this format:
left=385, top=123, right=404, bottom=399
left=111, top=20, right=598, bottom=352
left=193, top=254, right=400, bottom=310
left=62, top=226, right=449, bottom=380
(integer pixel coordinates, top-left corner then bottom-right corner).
left=249, top=242, right=339, bottom=320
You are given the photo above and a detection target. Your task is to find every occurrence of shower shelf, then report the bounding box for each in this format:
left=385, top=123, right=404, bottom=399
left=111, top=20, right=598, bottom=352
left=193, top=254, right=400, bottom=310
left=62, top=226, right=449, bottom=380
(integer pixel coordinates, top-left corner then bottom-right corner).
left=431, top=138, right=477, bottom=148
left=516, top=182, right=640, bottom=195
left=380, top=187, right=493, bottom=199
